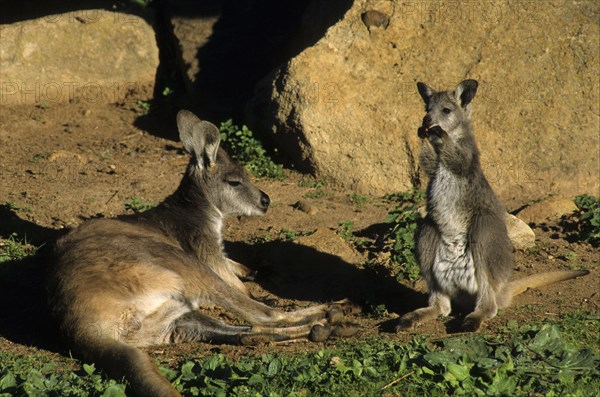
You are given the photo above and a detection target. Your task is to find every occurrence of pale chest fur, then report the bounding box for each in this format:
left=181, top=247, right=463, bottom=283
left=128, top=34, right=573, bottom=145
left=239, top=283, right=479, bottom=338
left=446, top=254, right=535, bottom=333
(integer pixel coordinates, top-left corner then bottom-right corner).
left=429, top=165, right=478, bottom=295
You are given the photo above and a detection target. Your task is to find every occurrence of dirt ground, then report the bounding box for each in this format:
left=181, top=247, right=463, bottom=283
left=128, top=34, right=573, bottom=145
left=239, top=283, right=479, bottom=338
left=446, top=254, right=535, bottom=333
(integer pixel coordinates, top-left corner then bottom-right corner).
left=0, top=99, right=598, bottom=367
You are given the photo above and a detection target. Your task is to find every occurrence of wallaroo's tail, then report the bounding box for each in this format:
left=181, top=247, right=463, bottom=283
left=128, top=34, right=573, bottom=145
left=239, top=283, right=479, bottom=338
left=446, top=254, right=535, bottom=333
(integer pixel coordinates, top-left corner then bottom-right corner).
left=84, top=339, right=180, bottom=397
left=505, top=269, right=590, bottom=298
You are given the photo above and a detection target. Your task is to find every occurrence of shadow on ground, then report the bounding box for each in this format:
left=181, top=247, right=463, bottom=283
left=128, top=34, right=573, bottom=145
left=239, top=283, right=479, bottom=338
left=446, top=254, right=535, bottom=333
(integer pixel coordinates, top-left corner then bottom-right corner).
left=226, top=240, right=428, bottom=323
left=0, top=205, right=65, bottom=352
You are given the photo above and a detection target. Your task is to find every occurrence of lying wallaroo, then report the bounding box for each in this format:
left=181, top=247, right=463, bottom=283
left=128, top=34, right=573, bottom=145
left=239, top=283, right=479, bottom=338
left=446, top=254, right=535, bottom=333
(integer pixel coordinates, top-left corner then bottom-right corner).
left=397, top=80, right=589, bottom=332
left=47, top=110, right=359, bottom=397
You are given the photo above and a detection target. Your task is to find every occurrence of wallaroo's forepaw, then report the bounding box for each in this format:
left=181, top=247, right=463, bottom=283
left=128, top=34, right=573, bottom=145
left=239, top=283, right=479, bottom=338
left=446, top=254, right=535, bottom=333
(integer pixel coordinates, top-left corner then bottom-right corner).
left=417, top=126, right=429, bottom=139
left=427, top=125, right=447, bottom=138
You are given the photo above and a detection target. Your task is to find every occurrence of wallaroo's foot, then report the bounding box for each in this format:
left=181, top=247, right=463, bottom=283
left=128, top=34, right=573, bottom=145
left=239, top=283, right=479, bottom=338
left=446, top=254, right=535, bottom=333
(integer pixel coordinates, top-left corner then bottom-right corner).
left=462, top=315, right=484, bottom=332
left=310, top=324, right=333, bottom=342
left=330, top=299, right=362, bottom=315
left=331, top=322, right=360, bottom=338
left=325, top=300, right=361, bottom=324
left=395, top=312, right=421, bottom=332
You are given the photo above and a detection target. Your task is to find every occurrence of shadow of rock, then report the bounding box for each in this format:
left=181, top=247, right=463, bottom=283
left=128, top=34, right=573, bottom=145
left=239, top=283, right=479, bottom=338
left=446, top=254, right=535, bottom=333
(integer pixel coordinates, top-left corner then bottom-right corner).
left=142, top=0, right=353, bottom=128
left=225, top=240, right=428, bottom=317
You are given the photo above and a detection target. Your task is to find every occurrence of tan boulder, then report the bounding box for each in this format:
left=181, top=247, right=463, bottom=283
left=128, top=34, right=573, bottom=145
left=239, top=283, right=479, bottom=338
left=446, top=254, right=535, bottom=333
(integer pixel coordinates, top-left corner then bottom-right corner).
left=0, top=10, right=158, bottom=105
left=505, top=214, right=536, bottom=250
left=517, top=198, right=578, bottom=225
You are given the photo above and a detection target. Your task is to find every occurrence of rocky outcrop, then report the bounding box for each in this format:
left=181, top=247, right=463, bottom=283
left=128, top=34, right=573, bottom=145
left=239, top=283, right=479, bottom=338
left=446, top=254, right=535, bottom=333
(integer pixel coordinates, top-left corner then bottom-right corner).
left=249, top=0, right=599, bottom=205
left=0, top=10, right=158, bottom=105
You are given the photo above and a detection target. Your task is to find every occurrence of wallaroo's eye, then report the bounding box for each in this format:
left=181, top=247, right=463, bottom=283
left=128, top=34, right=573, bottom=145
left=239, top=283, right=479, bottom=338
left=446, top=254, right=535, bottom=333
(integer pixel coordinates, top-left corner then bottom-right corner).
left=227, top=180, right=242, bottom=187
left=442, top=108, right=452, bottom=114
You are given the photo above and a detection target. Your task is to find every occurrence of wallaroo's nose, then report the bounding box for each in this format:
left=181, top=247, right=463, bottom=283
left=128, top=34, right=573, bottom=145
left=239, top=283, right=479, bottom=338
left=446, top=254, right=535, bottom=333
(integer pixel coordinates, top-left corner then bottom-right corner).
left=422, top=115, right=432, bottom=127
left=260, top=191, right=270, bottom=210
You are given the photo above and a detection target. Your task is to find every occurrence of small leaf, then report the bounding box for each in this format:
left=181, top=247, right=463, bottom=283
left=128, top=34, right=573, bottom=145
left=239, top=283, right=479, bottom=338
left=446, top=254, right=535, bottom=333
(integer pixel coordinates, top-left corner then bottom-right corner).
left=83, top=363, right=95, bottom=376
left=0, top=372, right=17, bottom=390
left=248, top=374, right=265, bottom=386
left=447, top=363, right=470, bottom=382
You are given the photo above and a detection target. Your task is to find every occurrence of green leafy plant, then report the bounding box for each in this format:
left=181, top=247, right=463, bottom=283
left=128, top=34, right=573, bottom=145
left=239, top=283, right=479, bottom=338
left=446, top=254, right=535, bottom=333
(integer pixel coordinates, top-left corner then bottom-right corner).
left=337, top=220, right=355, bottom=242
left=562, top=194, right=600, bottom=246
left=1, top=314, right=598, bottom=396
left=380, top=190, right=425, bottom=282
left=0, top=353, right=126, bottom=396
left=137, top=100, right=151, bottom=115
left=0, top=233, right=38, bottom=263
left=219, top=120, right=286, bottom=180
left=348, top=193, right=370, bottom=208
left=124, top=197, right=156, bottom=214
left=298, top=177, right=327, bottom=189
left=164, top=320, right=598, bottom=396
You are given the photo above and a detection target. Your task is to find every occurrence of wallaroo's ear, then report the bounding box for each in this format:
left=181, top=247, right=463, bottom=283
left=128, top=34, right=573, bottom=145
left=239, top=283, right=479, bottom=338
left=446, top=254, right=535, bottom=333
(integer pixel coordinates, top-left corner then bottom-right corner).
left=176, top=110, right=221, bottom=169
left=454, top=79, right=478, bottom=107
left=417, top=82, right=434, bottom=105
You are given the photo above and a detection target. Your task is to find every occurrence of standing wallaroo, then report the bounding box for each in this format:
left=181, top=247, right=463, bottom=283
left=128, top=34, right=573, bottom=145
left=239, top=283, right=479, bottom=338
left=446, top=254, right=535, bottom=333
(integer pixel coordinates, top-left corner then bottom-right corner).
left=47, top=110, right=359, bottom=397
left=396, top=80, right=589, bottom=332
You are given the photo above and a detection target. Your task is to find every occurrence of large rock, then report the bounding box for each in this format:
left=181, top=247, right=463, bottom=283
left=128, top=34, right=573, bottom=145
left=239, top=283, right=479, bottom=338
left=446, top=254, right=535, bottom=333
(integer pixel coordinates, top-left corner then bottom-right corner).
left=0, top=10, right=158, bottom=105
left=517, top=197, right=578, bottom=225
left=505, top=214, right=536, bottom=250
left=249, top=0, right=599, bottom=206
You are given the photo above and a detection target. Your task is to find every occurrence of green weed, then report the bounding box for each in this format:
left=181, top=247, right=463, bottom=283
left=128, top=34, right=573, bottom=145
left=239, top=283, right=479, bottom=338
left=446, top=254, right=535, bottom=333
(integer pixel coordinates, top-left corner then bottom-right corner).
left=368, top=190, right=425, bottom=283
left=561, top=194, right=600, bottom=246
left=348, top=193, right=370, bottom=208
left=298, top=177, right=327, bottom=189
left=0, top=233, right=38, bottom=263
left=0, top=354, right=126, bottom=397
left=219, top=120, right=286, bottom=180
left=304, top=188, right=329, bottom=199
left=124, top=197, right=156, bottom=214
left=337, top=220, right=355, bottom=242
left=137, top=100, right=151, bottom=115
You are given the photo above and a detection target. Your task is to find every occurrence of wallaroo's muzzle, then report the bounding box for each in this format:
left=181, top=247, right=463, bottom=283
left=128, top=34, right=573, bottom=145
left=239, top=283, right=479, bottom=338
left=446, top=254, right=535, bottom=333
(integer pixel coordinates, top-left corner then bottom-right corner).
left=422, top=114, right=432, bottom=128
left=259, top=191, right=270, bottom=212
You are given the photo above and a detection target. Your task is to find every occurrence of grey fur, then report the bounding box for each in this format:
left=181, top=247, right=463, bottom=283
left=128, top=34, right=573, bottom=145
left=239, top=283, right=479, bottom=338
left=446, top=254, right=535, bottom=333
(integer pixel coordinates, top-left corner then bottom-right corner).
left=400, top=81, right=588, bottom=332
left=400, top=80, right=521, bottom=331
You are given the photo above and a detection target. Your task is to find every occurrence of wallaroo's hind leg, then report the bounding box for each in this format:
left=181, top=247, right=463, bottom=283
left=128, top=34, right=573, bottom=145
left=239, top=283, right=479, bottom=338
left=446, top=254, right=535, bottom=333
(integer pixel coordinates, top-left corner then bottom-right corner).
left=169, top=311, right=358, bottom=345
left=169, top=311, right=253, bottom=344
left=462, top=283, right=497, bottom=332
left=214, top=285, right=361, bottom=327
left=396, top=292, right=451, bottom=331
left=463, top=211, right=511, bottom=332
